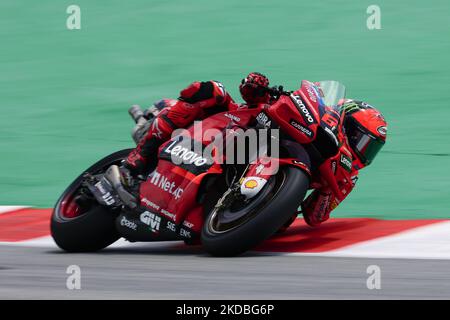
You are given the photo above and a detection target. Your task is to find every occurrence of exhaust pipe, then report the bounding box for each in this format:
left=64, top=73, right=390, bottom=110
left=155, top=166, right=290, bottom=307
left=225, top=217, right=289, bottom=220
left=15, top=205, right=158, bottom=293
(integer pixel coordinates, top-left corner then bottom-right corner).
left=104, top=165, right=137, bottom=209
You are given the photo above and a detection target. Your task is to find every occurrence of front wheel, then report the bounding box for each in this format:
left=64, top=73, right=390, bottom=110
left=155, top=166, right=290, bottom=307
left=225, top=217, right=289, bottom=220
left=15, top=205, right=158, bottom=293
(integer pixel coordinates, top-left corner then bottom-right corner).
left=51, top=149, right=132, bottom=252
left=201, top=166, right=309, bottom=257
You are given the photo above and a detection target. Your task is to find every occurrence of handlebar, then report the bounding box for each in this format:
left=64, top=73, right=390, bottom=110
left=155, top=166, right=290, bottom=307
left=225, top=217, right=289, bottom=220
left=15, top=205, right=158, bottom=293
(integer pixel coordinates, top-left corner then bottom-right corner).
left=265, top=85, right=291, bottom=99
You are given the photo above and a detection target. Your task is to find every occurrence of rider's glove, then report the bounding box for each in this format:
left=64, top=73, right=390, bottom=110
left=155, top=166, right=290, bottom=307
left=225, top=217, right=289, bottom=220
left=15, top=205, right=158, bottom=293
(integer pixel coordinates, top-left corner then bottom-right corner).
left=239, top=72, right=270, bottom=105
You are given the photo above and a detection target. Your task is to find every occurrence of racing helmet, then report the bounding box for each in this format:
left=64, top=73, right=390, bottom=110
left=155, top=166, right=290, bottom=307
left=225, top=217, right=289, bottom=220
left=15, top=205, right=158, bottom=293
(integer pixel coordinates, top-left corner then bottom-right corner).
left=239, top=72, right=270, bottom=105
left=341, top=100, right=387, bottom=168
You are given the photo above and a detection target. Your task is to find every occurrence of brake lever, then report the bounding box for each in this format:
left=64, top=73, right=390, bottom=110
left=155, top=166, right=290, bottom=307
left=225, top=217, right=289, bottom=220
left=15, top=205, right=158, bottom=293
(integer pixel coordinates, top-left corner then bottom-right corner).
left=267, top=85, right=291, bottom=100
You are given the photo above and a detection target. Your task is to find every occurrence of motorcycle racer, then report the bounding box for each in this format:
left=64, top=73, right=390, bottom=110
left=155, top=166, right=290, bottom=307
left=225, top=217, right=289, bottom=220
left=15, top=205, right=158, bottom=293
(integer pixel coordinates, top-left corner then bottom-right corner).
left=300, top=99, right=387, bottom=227
left=121, top=76, right=387, bottom=229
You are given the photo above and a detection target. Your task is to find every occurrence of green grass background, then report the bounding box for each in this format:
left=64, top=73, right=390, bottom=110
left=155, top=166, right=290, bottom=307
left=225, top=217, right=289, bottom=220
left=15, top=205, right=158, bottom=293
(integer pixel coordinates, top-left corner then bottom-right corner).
left=1, top=0, right=449, bottom=219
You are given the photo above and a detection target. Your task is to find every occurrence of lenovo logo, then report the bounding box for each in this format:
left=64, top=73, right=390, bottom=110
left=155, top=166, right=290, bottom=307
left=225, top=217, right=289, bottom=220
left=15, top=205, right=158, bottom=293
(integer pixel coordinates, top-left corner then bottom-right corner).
left=291, top=94, right=316, bottom=124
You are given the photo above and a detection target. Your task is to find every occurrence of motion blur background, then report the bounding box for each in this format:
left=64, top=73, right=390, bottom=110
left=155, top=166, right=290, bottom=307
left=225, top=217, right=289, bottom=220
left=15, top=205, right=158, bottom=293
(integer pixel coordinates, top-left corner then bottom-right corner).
left=1, top=0, right=449, bottom=219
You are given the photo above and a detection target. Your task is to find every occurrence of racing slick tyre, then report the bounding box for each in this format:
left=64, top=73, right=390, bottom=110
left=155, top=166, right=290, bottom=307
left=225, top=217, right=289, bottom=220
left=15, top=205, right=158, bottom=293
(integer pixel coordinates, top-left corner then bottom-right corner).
left=51, top=149, right=132, bottom=252
left=201, top=166, right=309, bottom=257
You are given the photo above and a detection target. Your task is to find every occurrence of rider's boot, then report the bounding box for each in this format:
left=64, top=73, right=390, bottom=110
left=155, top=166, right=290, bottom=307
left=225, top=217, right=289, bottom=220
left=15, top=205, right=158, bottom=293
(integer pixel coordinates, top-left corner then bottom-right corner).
left=119, top=109, right=179, bottom=191
left=120, top=99, right=203, bottom=192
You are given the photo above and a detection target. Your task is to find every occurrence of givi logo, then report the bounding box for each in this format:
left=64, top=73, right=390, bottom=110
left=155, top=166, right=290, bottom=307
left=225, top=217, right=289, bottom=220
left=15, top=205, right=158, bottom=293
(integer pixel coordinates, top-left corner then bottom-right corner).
left=140, top=211, right=161, bottom=233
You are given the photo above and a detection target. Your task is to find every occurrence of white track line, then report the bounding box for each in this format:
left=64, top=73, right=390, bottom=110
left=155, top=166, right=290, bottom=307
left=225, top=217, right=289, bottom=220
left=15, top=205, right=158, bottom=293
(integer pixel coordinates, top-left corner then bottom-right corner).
left=313, top=220, right=450, bottom=260
left=0, top=236, right=56, bottom=247
left=2, top=216, right=450, bottom=260
left=0, top=206, right=28, bottom=215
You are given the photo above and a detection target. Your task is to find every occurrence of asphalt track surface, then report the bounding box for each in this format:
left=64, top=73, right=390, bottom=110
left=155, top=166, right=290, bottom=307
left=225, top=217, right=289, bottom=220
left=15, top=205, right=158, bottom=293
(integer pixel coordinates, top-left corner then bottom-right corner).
left=1, top=245, right=450, bottom=299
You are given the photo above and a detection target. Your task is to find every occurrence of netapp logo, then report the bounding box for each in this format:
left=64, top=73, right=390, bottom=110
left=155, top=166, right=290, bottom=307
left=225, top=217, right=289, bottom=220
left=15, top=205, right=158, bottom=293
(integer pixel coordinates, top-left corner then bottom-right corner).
left=150, top=171, right=184, bottom=200
left=291, top=94, right=316, bottom=124
left=290, top=119, right=313, bottom=138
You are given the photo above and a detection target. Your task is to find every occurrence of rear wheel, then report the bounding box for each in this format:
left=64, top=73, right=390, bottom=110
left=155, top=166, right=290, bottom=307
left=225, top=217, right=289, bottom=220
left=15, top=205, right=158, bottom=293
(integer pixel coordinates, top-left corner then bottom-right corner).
left=51, top=149, right=132, bottom=252
left=201, top=166, right=309, bottom=257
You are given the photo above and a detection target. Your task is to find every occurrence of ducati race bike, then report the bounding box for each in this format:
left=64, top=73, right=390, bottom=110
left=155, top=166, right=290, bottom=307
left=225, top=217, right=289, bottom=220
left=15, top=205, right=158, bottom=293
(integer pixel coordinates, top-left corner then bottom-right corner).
left=51, top=80, right=346, bottom=256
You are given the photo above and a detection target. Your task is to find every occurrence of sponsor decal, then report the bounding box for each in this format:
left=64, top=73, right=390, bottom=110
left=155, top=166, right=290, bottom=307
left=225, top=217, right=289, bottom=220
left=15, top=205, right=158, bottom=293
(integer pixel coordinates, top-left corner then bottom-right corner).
left=244, top=179, right=258, bottom=189
left=95, top=181, right=107, bottom=194
left=183, top=221, right=194, bottom=229
left=306, top=85, right=317, bottom=103
left=377, top=126, right=387, bottom=136
left=240, top=177, right=268, bottom=199
left=163, top=139, right=209, bottom=167
left=224, top=113, right=240, bottom=122
left=160, top=138, right=213, bottom=175
left=166, top=221, right=176, bottom=232
left=149, top=171, right=184, bottom=200
left=94, top=181, right=115, bottom=206
left=140, top=211, right=161, bottom=233
left=256, top=112, right=272, bottom=127
left=340, top=154, right=353, bottom=172
left=141, top=198, right=160, bottom=211
left=324, top=127, right=339, bottom=146
left=160, top=208, right=176, bottom=221
left=180, top=228, right=192, bottom=239
left=289, top=119, right=314, bottom=138
left=290, top=94, right=316, bottom=125
left=120, top=216, right=137, bottom=231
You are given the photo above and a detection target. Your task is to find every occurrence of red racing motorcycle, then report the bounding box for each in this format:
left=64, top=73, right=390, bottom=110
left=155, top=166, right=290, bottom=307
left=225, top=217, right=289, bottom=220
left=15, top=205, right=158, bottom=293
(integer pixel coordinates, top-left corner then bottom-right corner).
left=51, top=80, right=346, bottom=256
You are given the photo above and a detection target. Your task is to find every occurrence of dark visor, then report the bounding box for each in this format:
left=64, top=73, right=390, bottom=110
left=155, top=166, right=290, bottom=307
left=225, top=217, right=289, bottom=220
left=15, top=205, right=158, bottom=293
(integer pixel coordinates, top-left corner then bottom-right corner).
left=348, top=126, right=385, bottom=166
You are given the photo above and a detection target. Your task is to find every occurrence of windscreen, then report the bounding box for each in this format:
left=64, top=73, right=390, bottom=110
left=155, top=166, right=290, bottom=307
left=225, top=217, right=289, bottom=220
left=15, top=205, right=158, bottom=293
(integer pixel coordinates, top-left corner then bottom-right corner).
left=317, top=81, right=346, bottom=107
